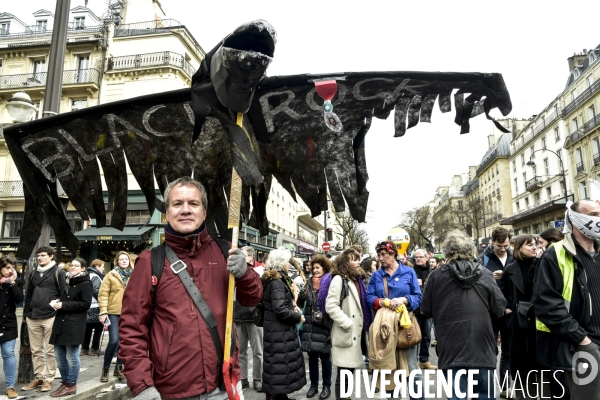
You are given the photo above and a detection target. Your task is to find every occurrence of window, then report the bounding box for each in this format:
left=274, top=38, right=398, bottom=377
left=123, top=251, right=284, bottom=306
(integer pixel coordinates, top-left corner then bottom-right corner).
left=521, top=154, right=525, bottom=166
left=525, top=197, right=530, bottom=208
left=33, top=101, right=41, bottom=119
left=589, top=105, right=596, bottom=122
left=546, top=187, right=552, bottom=199
left=575, top=147, right=583, bottom=164
left=516, top=201, right=520, bottom=212
left=544, top=158, right=550, bottom=175
left=512, top=161, right=516, bottom=172
left=35, top=20, right=47, bottom=32
left=514, top=229, right=520, bottom=236
left=0, top=59, right=2, bottom=75
left=530, top=146, right=535, bottom=158
left=0, top=22, right=10, bottom=35
left=532, top=165, right=537, bottom=177
left=74, top=16, right=85, bottom=29
left=580, top=181, right=588, bottom=199
left=32, top=58, right=46, bottom=82
left=542, top=137, right=546, bottom=150
left=572, top=89, right=578, bottom=101
left=76, top=55, right=90, bottom=82
left=555, top=127, right=560, bottom=142
left=71, top=99, right=87, bottom=111
left=524, top=226, right=531, bottom=234
left=534, top=193, right=540, bottom=206
left=2, top=213, right=23, bottom=238
left=593, top=138, right=600, bottom=157
left=588, top=75, right=595, bottom=87
left=572, top=117, right=579, bottom=132
left=522, top=172, right=527, bottom=185
left=496, top=165, right=499, bottom=174
left=514, top=178, right=518, bottom=192
left=534, top=224, right=542, bottom=234
left=105, top=210, right=151, bottom=225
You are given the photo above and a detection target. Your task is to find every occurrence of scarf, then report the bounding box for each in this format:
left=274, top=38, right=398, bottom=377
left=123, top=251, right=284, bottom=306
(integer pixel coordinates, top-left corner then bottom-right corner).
left=116, top=267, right=133, bottom=287
left=315, top=272, right=372, bottom=330
left=37, top=261, right=56, bottom=276
left=66, top=270, right=86, bottom=285
left=564, top=201, right=600, bottom=240
left=311, top=275, right=322, bottom=292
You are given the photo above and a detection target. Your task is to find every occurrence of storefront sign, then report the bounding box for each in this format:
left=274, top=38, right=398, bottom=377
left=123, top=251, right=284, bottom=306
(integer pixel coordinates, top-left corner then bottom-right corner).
left=97, top=236, right=113, bottom=240
left=298, top=239, right=316, bottom=254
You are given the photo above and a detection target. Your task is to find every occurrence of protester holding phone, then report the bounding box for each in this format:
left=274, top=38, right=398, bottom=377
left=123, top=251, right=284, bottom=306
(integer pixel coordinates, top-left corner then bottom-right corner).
left=0, top=256, right=23, bottom=399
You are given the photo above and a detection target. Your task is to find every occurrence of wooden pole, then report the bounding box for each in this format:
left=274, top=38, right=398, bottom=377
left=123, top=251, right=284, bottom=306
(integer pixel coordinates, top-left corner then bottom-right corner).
left=222, top=113, right=244, bottom=400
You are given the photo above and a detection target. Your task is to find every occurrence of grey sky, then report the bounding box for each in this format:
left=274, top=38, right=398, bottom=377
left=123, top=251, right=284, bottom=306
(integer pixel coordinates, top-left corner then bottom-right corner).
left=4, top=0, right=600, bottom=251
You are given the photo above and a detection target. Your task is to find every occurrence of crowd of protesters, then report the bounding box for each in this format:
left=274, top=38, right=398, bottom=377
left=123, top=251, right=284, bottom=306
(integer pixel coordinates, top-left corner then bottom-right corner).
left=4, top=178, right=600, bottom=400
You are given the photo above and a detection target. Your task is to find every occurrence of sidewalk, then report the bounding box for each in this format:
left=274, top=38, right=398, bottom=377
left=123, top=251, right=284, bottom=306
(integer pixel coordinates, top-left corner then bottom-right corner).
left=8, top=308, right=130, bottom=400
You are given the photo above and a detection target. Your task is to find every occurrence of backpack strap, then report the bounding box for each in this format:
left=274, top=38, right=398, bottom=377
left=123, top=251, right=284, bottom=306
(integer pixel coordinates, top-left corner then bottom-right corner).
left=483, top=254, right=489, bottom=267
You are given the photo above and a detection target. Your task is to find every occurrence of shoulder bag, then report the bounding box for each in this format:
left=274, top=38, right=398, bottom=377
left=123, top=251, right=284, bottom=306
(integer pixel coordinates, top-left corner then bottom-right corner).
left=383, top=276, right=421, bottom=349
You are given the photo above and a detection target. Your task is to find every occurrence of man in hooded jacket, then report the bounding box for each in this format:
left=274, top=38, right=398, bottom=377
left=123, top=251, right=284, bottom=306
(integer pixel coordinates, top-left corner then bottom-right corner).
left=422, top=230, right=505, bottom=400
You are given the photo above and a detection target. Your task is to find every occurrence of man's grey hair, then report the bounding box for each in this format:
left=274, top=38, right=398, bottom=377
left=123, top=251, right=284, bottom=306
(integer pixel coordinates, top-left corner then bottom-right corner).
left=414, top=249, right=428, bottom=257
left=164, top=177, right=208, bottom=211
left=442, top=230, right=475, bottom=260
left=241, top=246, right=255, bottom=259
left=266, top=249, right=291, bottom=272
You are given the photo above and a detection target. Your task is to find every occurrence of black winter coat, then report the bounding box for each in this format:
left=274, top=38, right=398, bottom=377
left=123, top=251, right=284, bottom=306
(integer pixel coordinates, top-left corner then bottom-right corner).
left=24, top=264, right=66, bottom=319
left=533, top=234, right=593, bottom=371
left=0, top=281, right=24, bottom=343
left=261, top=269, right=306, bottom=395
left=421, top=260, right=506, bottom=369
left=50, top=273, right=93, bottom=345
left=500, top=258, right=540, bottom=378
left=301, top=279, right=331, bottom=354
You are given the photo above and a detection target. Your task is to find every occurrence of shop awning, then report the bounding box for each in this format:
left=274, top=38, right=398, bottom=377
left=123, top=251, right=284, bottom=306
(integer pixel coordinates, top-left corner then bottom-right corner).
left=75, top=225, right=156, bottom=241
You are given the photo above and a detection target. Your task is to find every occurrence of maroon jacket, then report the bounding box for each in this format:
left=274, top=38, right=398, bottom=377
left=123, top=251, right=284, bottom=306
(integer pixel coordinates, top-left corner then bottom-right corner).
left=119, top=228, right=262, bottom=398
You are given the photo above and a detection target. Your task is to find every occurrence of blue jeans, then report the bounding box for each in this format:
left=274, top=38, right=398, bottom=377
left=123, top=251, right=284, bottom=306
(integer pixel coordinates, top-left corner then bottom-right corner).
left=442, top=368, right=495, bottom=400
left=415, top=315, right=433, bottom=363
left=54, top=345, right=81, bottom=385
left=308, top=351, right=332, bottom=387
left=1, top=339, right=17, bottom=388
left=103, top=315, right=122, bottom=369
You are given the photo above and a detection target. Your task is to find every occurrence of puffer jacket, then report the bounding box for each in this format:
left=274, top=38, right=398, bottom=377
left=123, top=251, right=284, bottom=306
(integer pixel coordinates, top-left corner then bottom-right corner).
left=98, top=267, right=131, bottom=315
left=301, top=279, right=331, bottom=354
left=24, top=262, right=66, bottom=320
left=119, top=226, right=262, bottom=398
left=261, top=269, right=306, bottom=395
left=421, top=259, right=506, bottom=369
left=50, top=273, right=93, bottom=345
left=87, top=267, right=104, bottom=310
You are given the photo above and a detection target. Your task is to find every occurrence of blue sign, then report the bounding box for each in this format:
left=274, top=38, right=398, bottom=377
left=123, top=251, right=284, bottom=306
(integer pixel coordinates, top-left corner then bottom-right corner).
left=554, top=220, right=565, bottom=229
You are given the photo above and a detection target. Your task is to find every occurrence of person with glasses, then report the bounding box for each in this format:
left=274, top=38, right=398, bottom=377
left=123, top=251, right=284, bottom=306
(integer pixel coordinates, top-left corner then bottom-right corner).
left=0, top=256, right=23, bottom=399
left=477, top=226, right=514, bottom=397
left=412, top=249, right=437, bottom=370
left=49, top=258, right=93, bottom=397
left=22, top=246, right=66, bottom=393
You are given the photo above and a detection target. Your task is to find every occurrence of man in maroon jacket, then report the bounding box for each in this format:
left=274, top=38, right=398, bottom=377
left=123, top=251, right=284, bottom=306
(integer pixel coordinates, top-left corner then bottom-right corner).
left=119, top=177, right=263, bottom=400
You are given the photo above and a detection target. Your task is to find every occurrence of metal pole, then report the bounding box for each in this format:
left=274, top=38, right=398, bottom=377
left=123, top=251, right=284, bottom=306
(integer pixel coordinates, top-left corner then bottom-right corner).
left=43, top=0, right=71, bottom=118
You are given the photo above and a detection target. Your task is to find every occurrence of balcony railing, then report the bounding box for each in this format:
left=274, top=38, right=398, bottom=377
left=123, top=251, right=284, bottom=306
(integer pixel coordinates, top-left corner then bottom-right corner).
left=567, top=114, right=600, bottom=147
left=0, top=68, right=100, bottom=89
left=0, top=24, right=103, bottom=39
left=107, top=51, right=195, bottom=78
left=0, top=181, right=24, bottom=197
left=526, top=177, right=542, bottom=192
left=563, top=80, right=600, bottom=117
left=114, top=19, right=184, bottom=37
left=577, top=162, right=584, bottom=173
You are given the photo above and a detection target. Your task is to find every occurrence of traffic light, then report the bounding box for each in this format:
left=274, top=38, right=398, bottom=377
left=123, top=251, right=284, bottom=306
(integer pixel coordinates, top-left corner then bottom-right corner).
left=326, top=228, right=333, bottom=241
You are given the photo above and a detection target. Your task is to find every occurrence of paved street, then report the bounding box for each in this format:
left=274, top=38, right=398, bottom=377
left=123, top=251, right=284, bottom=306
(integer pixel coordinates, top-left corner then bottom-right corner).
left=4, top=314, right=511, bottom=400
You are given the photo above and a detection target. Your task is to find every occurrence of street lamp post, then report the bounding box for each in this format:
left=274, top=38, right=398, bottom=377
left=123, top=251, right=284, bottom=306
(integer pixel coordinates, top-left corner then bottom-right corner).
left=526, top=148, right=568, bottom=200
left=6, top=92, right=37, bottom=123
